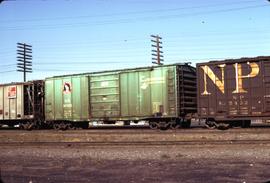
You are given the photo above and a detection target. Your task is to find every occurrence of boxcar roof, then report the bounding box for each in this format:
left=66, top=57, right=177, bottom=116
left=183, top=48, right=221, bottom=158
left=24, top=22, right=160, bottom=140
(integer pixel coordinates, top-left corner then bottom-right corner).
left=0, top=81, right=32, bottom=87
left=0, top=80, right=43, bottom=86
left=46, top=62, right=192, bottom=79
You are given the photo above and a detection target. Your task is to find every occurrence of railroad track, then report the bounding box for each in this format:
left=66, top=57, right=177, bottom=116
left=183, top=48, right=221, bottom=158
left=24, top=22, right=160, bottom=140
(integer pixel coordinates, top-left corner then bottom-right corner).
left=0, top=139, right=270, bottom=147
left=1, top=123, right=270, bottom=131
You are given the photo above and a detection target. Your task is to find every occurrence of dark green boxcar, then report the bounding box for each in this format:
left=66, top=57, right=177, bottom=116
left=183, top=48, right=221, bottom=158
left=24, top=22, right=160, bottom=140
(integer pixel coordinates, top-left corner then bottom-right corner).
left=45, top=64, right=196, bottom=129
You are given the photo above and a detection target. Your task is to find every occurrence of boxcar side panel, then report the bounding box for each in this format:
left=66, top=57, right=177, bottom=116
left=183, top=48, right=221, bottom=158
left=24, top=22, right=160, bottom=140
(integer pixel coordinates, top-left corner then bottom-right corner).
left=120, top=73, right=129, bottom=117
left=138, top=71, right=152, bottom=116
left=72, top=77, right=81, bottom=120
left=16, top=85, right=23, bottom=119
left=197, top=57, right=270, bottom=121
left=3, top=86, right=9, bottom=119
left=128, top=72, right=140, bottom=116
left=263, top=61, right=270, bottom=112
left=127, top=72, right=139, bottom=116
left=45, top=79, right=54, bottom=120
left=120, top=70, right=152, bottom=117
left=54, top=79, right=63, bottom=120
left=120, top=66, right=176, bottom=118
left=0, top=84, right=25, bottom=120
left=63, top=78, right=72, bottom=120
left=150, top=67, right=172, bottom=116
left=9, top=87, right=16, bottom=119
left=248, top=62, right=264, bottom=116
left=80, top=76, right=89, bottom=119
left=45, top=76, right=89, bottom=121
left=90, top=73, right=120, bottom=118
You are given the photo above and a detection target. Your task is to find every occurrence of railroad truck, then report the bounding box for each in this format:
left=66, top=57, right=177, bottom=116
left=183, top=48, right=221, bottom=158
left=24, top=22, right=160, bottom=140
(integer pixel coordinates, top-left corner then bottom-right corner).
left=197, top=56, right=270, bottom=128
left=44, top=63, right=197, bottom=130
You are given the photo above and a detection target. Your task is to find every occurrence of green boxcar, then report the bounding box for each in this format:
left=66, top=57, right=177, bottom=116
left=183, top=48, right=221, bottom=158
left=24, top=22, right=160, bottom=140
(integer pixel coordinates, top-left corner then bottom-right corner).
left=45, top=64, right=196, bottom=128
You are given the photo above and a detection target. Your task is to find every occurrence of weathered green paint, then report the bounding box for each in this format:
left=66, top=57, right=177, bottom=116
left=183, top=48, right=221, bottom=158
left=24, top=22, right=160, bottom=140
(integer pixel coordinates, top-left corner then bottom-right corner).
left=45, top=75, right=89, bottom=121
left=54, top=79, right=63, bottom=119
left=90, top=73, right=120, bottom=118
left=45, top=64, right=196, bottom=122
left=45, top=80, right=54, bottom=120
left=119, top=67, right=176, bottom=117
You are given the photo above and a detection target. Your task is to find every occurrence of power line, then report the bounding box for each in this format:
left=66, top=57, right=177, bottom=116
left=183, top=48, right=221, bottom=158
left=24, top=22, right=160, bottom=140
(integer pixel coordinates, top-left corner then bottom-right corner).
left=32, top=36, right=269, bottom=49
left=0, top=4, right=268, bottom=31
left=0, top=64, right=15, bottom=67
left=155, top=5, right=269, bottom=20
left=0, top=0, right=260, bottom=23
left=34, top=61, right=124, bottom=65
left=0, top=28, right=268, bottom=52
left=0, top=70, right=16, bottom=74
left=34, top=69, right=99, bottom=72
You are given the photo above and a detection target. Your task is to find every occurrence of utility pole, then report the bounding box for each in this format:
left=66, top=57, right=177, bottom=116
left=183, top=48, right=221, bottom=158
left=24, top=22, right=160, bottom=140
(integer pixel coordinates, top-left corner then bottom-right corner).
left=151, top=35, right=164, bottom=65
left=17, top=43, right=32, bottom=82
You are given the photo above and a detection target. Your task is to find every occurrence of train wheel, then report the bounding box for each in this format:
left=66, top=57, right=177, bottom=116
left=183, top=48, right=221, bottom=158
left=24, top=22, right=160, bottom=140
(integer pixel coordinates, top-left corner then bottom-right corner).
left=22, top=122, right=35, bottom=130
left=180, top=120, right=191, bottom=128
left=59, top=122, right=68, bottom=130
left=205, top=120, right=216, bottom=129
left=19, top=123, right=24, bottom=130
left=170, top=122, right=179, bottom=129
left=158, top=122, right=170, bottom=131
left=241, top=120, right=251, bottom=128
left=53, top=123, right=68, bottom=130
left=53, top=123, right=60, bottom=130
left=124, top=121, right=130, bottom=126
left=149, top=122, right=158, bottom=129
left=216, top=123, right=230, bottom=130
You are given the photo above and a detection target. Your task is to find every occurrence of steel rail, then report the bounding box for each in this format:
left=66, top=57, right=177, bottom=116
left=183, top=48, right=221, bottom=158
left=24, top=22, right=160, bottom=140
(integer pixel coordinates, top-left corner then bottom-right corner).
left=0, top=139, right=270, bottom=147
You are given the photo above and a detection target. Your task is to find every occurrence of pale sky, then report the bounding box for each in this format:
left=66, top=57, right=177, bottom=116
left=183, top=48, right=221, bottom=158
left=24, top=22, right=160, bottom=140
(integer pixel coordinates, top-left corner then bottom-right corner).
left=0, top=0, right=269, bottom=83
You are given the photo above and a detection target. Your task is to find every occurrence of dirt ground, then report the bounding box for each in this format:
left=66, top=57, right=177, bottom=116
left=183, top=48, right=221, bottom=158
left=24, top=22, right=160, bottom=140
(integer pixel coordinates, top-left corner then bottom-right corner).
left=0, top=143, right=270, bottom=183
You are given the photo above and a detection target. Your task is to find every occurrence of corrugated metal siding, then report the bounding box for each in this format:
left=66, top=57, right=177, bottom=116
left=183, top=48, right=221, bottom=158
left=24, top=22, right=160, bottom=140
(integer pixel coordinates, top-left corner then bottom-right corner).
left=72, top=77, right=81, bottom=119
left=90, top=73, right=120, bottom=118
left=45, top=80, right=54, bottom=120
left=120, top=70, right=153, bottom=117
left=54, top=79, right=63, bottom=119
left=263, top=61, right=270, bottom=112
left=16, top=85, right=23, bottom=119
left=3, top=86, right=10, bottom=119
left=119, top=66, right=177, bottom=118
left=80, top=76, right=89, bottom=119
